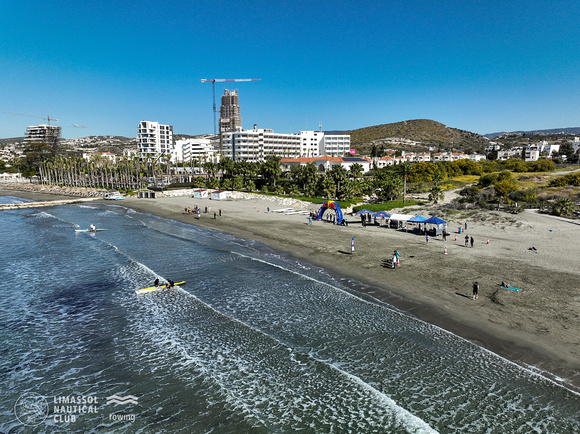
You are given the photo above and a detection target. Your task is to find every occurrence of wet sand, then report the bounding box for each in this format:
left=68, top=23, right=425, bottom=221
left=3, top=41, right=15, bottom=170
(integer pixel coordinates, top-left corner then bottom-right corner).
left=3, top=185, right=580, bottom=390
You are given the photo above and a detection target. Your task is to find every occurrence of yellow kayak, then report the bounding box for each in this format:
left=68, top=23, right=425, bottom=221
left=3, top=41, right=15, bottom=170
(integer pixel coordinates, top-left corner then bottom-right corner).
left=135, top=281, right=186, bottom=294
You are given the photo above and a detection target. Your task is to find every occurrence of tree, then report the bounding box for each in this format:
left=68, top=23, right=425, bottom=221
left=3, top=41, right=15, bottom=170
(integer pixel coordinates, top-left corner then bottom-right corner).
left=552, top=198, right=575, bottom=217
left=348, top=163, right=364, bottom=179
left=328, top=165, right=348, bottom=198
left=374, top=168, right=403, bottom=201
left=261, top=155, right=282, bottom=187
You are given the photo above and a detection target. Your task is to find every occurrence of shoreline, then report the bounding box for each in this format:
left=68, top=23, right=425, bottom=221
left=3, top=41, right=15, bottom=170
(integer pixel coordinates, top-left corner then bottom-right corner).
left=3, top=186, right=579, bottom=391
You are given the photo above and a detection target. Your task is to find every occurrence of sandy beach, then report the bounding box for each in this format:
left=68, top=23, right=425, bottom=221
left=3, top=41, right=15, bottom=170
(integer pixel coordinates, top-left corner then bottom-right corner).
left=3, top=185, right=579, bottom=390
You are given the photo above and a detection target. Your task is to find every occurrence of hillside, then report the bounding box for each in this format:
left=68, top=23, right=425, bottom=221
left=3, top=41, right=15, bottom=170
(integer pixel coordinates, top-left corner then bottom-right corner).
left=485, top=127, right=580, bottom=139
left=345, top=119, right=489, bottom=155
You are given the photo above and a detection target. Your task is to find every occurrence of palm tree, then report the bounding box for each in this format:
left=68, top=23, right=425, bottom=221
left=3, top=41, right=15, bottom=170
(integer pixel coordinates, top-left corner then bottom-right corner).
left=552, top=198, right=575, bottom=216
left=261, top=156, right=282, bottom=187
left=328, top=165, right=348, bottom=198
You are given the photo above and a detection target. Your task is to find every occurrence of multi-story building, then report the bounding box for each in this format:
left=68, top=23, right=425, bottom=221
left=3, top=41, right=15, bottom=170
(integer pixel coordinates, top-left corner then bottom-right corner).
left=321, top=134, right=351, bottom=156
left=173, top=138, right=219, bottom=165
left=221, top=125, right=301, bottom=162
left=137, top=120, right=173, bottom=159
left=221, top=124, right=351, bottom=162
left=24, top=124, right=61, bottom=147
left=219, top=89, right=242, bottom=133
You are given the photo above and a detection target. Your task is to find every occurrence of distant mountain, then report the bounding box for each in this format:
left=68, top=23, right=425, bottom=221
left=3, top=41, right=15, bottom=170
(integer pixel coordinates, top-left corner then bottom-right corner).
left=485, top=127, right=580, bottom=139
left=345, top=119, right=489, bottom=154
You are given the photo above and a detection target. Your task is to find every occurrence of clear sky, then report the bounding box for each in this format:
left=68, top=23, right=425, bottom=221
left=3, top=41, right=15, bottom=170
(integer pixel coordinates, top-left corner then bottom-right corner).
left=1, top=0, right=578, bottom=139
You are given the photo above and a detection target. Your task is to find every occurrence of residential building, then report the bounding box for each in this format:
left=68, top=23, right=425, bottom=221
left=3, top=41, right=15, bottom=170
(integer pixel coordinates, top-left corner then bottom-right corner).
left=299, top=130, right=324, bottom=158
left=321, top=134, right=351, bottom=156
left=497, top=148, right=523, bottom=160
left=24, top=124, right=61, bottom=147
left=137, top=120, right=173, bottom=159
left=524, top=145, right=541, bottom=161
left=219, top=89, right=242, bottom=133
left=173, top=138, right=219, bottom=165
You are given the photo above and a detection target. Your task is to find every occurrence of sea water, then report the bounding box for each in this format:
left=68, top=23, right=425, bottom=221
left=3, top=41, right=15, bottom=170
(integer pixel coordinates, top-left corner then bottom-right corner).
left=0, top=196, right=579, bottom=433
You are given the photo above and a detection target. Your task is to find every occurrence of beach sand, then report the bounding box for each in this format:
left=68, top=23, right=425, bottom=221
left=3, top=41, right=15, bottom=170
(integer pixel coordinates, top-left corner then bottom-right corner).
left=3, top=185, right=579, bottom=390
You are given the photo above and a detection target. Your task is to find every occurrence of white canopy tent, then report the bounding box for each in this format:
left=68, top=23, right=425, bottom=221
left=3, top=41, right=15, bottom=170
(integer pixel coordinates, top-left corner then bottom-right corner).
left=388, top=213, right=415, bottom=230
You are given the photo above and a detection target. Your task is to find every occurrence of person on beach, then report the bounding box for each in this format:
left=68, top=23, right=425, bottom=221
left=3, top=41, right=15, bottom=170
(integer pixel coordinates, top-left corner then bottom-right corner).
left=395, top=250, right=400, bottom=266
left=472, top=281, right=479, bottom=300
left=426, top=234, right=429, bottom=244
left=219, top=209, right=222, bottom=216
left=214, top=212, right=217, bottom=219
left=465, top=234, right=469, bottom=247
left=470, top=236, right=474, bottom=248
left=465, top=222, right=468, bottom=230
left=443, top=230, right=447, bottom=241
left=392, top=251, right=397, bottom=269
left=308, top=216, right=312, bottom=225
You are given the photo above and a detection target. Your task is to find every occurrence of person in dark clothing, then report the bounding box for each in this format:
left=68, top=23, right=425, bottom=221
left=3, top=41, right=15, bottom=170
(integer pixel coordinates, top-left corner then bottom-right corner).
left=167, top=279, right=175, bottom=290
left=470, top=236, right=474, bottom=247
left=472, top=281, right=479, bottom=300
left=154, top=278, right=160, bottom=287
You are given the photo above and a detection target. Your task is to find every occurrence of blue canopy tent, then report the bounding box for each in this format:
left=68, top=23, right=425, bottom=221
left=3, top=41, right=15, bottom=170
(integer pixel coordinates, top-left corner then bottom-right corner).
left=355, top=209, right=374, bottom=214
left=407, top=215, right=427, bottom=223
left=407, top=214, right=427, bottom=233
left=423, top=216, right=447, bottom=236
left=372, top=211, right=391, bottom=218
left=372, top=211, right=391, bottom=226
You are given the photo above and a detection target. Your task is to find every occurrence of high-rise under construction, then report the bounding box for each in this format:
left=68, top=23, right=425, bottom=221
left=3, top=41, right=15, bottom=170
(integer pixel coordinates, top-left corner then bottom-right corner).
left=219, top=89, right=242, bottom=133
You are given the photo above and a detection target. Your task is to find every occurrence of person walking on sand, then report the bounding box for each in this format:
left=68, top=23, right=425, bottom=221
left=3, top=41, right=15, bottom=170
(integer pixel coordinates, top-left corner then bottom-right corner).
left=472, top=281, right=479, bottom=300
left=465, top=221, right=468, bottom=230
left=392, top=251, right=397, bottom=269
left=308, top=215, right=312, bottom=225
left=465, top=234, right=469, bottom=247
left=425, top=234, right=429, bottom=244
left=470, top=236, right=474, bottom=247
left=395, top=249, right=400, bottom=266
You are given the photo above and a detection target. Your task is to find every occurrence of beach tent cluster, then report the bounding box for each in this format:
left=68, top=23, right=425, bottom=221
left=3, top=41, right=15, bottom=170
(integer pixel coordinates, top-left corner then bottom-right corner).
left=354, top=210, right=447, bottom=234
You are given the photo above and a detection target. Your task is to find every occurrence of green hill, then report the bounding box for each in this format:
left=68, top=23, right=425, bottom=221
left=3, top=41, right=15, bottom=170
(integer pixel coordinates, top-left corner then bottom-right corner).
left=345, top=119, right=489, bottom=154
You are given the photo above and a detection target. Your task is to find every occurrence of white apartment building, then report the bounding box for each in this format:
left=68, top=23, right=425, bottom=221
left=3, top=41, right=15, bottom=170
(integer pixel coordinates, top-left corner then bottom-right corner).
left=173, top=138, right=219, bottom=164
left=24, top=124, right=61, bottom=146
left=299, top=130, right=324, bottom=157
left=322, top=134, right=351, bottom=156
left=137, top=120, right=173, bottom=159
left=221, top=125, right=351, bottom=162
left=222, top=125, right=301, bottom=162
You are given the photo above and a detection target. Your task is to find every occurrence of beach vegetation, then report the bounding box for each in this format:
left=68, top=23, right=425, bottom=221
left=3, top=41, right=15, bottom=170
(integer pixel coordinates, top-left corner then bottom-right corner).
left=551, top=198, right=576, bottom=216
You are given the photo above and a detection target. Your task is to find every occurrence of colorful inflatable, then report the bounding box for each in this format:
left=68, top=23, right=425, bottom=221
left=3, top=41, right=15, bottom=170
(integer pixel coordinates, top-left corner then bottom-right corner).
left=317, top=200, right=344, bottom=222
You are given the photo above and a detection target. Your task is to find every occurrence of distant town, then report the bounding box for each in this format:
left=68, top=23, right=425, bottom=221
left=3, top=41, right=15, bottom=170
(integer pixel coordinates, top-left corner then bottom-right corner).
left=2, top=88, right=580, bottom=180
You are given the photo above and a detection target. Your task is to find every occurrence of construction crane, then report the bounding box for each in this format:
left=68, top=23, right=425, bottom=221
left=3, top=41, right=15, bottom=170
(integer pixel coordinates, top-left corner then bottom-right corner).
left=3, top=111, right=59, bottom=125
left=201, top=79, right=261, bottom=139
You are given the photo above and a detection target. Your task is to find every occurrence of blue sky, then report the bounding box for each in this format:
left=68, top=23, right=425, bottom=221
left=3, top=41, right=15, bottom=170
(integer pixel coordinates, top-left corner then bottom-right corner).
left=1, top=0, right=578, bottom=139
